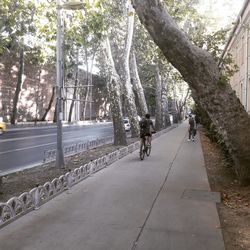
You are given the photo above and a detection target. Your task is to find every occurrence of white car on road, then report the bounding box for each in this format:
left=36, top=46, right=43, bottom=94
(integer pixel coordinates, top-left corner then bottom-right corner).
left=123, top=119, right=131, bottom=132
left=0, top=117, right=6, bottom=135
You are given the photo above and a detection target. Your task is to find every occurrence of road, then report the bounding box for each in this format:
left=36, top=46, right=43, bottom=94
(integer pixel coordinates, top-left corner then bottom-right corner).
left=0, top=123, right=114, bottom=176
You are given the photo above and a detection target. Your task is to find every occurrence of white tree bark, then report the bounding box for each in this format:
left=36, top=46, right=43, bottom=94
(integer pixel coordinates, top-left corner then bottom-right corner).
left=120, top=1, right=140, bottom=138
left=130, top=50, right=148, bottom=115
left=103, top=36, right=127, bottom=146
left=155, top=63, right=163, bottom=131
left=162, top=79, right=171, bottom=127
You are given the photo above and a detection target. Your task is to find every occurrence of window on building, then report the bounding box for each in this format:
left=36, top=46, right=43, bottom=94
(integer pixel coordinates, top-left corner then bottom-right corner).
left=236, top=45, right=239, bottom=67
left=241, top=81, right=244, bottom=103
left=241, top=36, right=244, bottom=65
left=248, top=37, right=250, bottom=57
left=248, top=79, right=250, bottom=112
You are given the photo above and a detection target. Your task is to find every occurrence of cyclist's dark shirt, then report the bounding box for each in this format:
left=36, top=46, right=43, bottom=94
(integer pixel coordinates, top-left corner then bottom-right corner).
left=139, top=118, right=154, bottom=136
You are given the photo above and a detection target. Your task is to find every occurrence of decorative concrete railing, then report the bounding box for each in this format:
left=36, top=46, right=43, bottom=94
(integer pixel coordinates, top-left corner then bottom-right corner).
left=43, top=137, right=113, bottom=163
left=0, top=126, right=174, bottom=229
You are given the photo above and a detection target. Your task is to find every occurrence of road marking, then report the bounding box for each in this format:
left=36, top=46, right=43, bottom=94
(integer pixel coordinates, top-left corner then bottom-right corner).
left=0, top=142, right=56, bottom=155
left=0, top=133, right=57, bottom=143
left=0, top=123, right=113, bottom=143
left=0, top=131, right=75, bottom=143
left=0, top=136, right=93, bottom=155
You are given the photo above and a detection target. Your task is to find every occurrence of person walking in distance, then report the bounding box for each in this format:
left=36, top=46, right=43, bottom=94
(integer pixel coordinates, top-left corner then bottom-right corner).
left=188, top=114, right=196, bottom=141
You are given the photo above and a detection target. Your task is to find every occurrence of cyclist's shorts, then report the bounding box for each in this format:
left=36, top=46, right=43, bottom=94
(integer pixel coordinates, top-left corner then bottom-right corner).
left=140, top=132, right=152, bottom=138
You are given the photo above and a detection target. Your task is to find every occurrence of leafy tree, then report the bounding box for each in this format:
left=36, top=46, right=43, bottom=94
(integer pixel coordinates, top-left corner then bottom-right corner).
left=0, top=0, right=38, bottom=124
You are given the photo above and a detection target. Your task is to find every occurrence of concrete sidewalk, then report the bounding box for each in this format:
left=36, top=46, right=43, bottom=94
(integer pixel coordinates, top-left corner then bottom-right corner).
left=0, top=123, right=225, bottom=250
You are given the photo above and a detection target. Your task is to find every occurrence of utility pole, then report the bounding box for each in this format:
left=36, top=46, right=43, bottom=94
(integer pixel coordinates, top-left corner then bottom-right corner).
left=55, top=0, right=85, bottom=169
left=56, top=0, right=64, bottom=169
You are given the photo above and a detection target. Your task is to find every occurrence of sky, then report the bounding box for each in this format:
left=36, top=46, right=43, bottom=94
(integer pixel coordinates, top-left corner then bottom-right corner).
left=196, top=0, right=245, bottom=29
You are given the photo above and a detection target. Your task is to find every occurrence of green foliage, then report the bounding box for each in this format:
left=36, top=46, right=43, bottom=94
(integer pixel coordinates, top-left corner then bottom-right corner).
left=217, top=74, right=228, bottom=86
left=219, top=53, right=239, bottom=85
left=166, top=0, right=199, bottom=23
left=1, top=2, right=36, bottom=37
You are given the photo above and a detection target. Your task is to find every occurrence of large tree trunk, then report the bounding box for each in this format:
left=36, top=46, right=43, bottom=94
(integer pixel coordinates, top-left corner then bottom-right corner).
left=155, top=63, right=163, bottom=131
left=120, top=1, right=140, bottom=138
left=132, top=0, right=250, bottom=185
left=103, top=37, right=127, bottom=146
left=68, top=78, right=78, bottom=123
left=130, top=50, right=148, bottom=115
left=11, top=47, right=24, bottom=125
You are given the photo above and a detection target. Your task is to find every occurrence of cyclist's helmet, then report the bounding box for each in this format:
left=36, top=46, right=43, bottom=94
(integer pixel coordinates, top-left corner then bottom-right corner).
left=145, top=113, right=150, bottom=119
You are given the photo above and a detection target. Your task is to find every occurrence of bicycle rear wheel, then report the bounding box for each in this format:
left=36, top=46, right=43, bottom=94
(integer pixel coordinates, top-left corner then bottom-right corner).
left=140, top=147, right=145, bottom=160
left=146, top=145, right=151, bottom=156
left=140, top=138, right=146, bottom=160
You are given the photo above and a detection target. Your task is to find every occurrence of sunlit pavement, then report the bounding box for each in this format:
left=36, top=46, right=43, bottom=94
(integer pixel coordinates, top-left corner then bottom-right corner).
left=0, top=122, right=225, bottom=250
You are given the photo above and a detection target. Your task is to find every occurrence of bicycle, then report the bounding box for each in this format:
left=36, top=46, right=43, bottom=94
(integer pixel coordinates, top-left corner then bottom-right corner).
left=139, top=135, right=151, bottom=160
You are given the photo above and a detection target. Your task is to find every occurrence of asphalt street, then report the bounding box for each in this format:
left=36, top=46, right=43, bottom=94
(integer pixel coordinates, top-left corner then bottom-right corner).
left=0, top=123, right=113, bottom=175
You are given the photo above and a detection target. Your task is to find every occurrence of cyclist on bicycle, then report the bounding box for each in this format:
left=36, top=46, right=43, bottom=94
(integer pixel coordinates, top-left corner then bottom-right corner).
left=139, top=113, right=156, bottom=148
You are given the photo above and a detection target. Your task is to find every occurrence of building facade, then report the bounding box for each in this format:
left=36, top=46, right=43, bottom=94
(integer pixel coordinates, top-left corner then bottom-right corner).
left=221, top=0, right=250, bottom=114
left=0, top=50, right=108, bottom=123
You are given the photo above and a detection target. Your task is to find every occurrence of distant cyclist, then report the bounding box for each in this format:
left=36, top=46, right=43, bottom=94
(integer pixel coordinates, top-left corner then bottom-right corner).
left=139, top=114, right=156, bottom=147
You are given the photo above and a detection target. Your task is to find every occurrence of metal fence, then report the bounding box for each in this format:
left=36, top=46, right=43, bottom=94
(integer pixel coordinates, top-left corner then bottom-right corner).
left=0, top=126, right=175, bottom=229
left=43, top=137, right=114, bottom=163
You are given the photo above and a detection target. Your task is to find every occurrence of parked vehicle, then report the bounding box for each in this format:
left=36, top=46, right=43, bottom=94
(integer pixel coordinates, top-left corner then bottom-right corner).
left=0, top=117, right=6, bottom=135
left=123, top=118, right=131, bottom=132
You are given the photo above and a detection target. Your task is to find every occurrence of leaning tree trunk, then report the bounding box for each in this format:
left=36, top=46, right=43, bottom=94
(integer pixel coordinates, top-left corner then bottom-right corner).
left=103, top=37, right=127, bottom=146
left=11, top=47, right=24, bottom=125
left=41, top=87, right=55, bottom=121
left=130, top=50, right=149, bottom=115
left=68, top=77, right=78, bottom=123
left=155, top=63, right=163, bottom=131
left=53, top=101, right=57, bottom=123
left=120, top=1, right=140, bottom=138
left=132, top=0, right=250, bottom=185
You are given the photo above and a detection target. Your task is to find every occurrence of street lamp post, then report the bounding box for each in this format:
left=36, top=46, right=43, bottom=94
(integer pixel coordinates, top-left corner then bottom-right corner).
left=55, top=0, right=64, bottom=169
left=55, top=0, right=84, bottom=169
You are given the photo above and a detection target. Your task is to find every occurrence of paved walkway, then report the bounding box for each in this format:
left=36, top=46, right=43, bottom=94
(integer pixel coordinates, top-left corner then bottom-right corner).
left=0, top=122, right=225, bottom=250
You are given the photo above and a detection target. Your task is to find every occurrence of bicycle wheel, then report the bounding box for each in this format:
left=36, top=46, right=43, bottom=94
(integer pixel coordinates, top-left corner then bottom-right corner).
left=139, top=138, right=146, bottom=160
left=146, top=145, right=151, bottom=156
